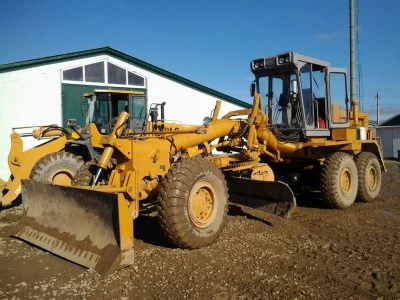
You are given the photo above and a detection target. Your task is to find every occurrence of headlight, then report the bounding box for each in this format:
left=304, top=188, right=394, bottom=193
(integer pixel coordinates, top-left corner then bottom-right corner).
left=253, top=59, right=264, bottom=69
left=278, top=55, right=290, bottom=64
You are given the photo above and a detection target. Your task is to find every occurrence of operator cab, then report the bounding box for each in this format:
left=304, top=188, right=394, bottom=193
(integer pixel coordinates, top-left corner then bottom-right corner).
left=251, top=52, right=349, bottom=141
left=82, top=90, right=147, bottom=134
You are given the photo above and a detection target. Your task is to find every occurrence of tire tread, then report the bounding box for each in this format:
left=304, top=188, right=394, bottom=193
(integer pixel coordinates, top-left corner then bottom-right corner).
left=157, top=157, right=228, bottom=249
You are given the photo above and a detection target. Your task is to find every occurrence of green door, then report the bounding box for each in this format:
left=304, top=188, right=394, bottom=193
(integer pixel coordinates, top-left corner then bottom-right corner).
left=62, top=84, right=103, bottom=127
left=61, top=84, right=146, bottom=128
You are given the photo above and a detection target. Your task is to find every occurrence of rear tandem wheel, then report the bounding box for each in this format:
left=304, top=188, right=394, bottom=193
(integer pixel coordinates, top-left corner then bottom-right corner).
left=355, top=152, right=382, bottom=203
left=320, top=152, right=358, bottom=209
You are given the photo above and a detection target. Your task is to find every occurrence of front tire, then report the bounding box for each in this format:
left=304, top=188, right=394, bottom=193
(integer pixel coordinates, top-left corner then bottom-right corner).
left=320, top=152, right=358, bottom=209
left=355, top=152, right=381, bottom=203
left=157, top=157, right=228, bottom=249
left=72, top=158, right=112, bottom=187
left=72, top=159, right=97, bottom=186
left=30, top=152, right=84, bottom=186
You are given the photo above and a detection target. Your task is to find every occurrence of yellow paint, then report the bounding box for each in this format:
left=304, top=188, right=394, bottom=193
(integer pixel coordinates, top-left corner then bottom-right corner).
left=117, top=193, right=134, bottom=250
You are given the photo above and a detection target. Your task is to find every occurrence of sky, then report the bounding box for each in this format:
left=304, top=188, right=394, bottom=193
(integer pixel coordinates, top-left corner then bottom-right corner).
left=1, top=0, right=399, bottom=123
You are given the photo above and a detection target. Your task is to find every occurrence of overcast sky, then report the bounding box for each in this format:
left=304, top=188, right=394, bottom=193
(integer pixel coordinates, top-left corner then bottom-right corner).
left=1, top=0, right=399, bottom=122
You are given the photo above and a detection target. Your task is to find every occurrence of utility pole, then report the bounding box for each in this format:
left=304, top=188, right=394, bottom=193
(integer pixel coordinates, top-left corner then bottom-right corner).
left=376, top=92, right=380, bottom=125
left=350, top=0, right=357, bottom=103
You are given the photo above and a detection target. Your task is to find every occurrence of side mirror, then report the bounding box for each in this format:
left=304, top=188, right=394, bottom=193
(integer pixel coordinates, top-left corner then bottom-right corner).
left=94, top=100, right=100, bottom=112
left=250, top=82, right=256, bottom=97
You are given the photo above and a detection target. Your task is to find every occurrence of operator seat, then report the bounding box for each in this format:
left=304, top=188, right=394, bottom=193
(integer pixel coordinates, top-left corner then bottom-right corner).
left=278, top=93, right=292, bottom=127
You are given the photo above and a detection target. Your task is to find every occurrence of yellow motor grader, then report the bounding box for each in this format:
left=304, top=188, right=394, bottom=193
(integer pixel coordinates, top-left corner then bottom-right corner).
left=0, top=89, right=178, bottom=207
left=13, top=52, right=385, bottom=275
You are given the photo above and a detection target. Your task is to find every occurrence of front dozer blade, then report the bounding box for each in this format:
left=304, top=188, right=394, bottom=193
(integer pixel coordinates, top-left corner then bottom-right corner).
left=227, top=177, right=296, bottom=218
left=12, top=180, right=134, bottom=275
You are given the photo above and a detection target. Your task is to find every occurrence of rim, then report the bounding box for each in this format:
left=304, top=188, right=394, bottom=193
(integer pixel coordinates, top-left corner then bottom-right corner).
left=188, top=180, right=217, bottom=229
left=366, top=165, right=377, bottom=191
left=340, top=167, right=352, bottom=196
left=49, top=169, right=75, bottom=185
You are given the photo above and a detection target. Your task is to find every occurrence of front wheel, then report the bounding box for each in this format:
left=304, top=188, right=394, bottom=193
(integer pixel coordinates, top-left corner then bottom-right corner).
left=72, top=159, right=97, bottom=186
left=157, top=157, right=228, bottom=249
left=72, top=158, right=112, bottom=187
left=320, top=152, right=358, bottom=209
left=30, top=152, right=84, bottom=186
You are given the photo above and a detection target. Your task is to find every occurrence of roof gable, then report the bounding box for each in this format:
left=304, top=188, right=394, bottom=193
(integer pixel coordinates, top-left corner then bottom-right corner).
left=0, top=47, right=250, bottom=108
left=380, top=114, right=400, bottom=126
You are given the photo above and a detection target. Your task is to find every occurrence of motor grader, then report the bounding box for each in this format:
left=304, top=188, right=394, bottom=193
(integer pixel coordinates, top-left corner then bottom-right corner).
left=249, top=52, right=384, bottom=207
left=0, top=89, right=177, bottom=208
left=13, top=52, right=385, bottom=275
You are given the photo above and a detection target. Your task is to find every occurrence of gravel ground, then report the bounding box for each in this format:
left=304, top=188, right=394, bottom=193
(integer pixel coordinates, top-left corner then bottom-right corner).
left=0, top=160, right=399, bottom=300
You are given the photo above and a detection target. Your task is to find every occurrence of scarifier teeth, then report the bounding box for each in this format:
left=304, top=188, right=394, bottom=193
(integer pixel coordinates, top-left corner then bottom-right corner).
left=15, top=225, right=101, bottom=269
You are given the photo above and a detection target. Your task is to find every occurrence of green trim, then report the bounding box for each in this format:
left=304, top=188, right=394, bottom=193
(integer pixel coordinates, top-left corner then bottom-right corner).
left=83, top=89, right=145, bottom=97
left=0, top=47, right=250, bottom=108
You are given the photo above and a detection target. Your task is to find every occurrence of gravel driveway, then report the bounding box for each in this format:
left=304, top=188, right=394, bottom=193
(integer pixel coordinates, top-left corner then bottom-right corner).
left=1, top=160, right=399, bottom=300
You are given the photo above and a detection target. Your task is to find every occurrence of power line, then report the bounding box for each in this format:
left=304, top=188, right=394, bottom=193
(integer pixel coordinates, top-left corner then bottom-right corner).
left=364, top=104, right=400, bottom=107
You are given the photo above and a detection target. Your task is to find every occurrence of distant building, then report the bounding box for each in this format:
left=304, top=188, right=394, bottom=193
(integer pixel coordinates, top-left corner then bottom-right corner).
left=0, top=47, right=250, bottom=179
left=376, top=113, right=400, bottom=159
left=380, top=114, right=400, bottom=127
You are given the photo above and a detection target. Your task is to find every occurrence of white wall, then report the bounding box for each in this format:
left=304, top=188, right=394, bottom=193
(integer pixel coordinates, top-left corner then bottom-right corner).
left=0, top=66, right=62, bottom=181
left=105, top=56, right=242, bottom=124
left=0, top=54, right=246, bottom=180
left=376, top=126, right=400, bottom=158
left=0, top=55, right=112, bottom=180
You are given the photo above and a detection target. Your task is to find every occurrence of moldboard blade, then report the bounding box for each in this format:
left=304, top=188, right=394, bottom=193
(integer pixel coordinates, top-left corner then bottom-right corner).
left=13, top=180, right=134, bottom=275
left=227, top=177, right=296, bottom=218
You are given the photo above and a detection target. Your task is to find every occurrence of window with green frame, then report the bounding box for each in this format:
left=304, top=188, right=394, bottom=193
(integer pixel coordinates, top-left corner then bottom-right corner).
left=62, top=61, right=145, bottom=87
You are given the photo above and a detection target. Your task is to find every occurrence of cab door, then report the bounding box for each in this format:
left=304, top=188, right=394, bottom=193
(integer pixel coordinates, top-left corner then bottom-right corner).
left=328, top=67, right=350, bottom=129
left=299, top=63, right=330, bottom=137
left=129, top=95, right=147, bottom=131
